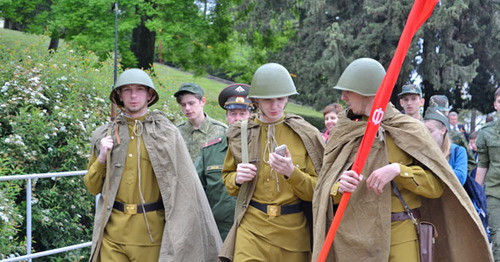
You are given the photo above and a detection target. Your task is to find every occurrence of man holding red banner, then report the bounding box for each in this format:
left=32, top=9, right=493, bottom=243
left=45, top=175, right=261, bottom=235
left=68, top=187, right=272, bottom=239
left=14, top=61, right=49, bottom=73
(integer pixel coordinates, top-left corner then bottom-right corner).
left=312, top=58, right=492, bottom=261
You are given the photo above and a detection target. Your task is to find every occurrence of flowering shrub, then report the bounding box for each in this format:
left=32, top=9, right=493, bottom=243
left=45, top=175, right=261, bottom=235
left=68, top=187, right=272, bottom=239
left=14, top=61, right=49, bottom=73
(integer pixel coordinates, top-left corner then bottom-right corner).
left=0, top=36, right=180, bottom=260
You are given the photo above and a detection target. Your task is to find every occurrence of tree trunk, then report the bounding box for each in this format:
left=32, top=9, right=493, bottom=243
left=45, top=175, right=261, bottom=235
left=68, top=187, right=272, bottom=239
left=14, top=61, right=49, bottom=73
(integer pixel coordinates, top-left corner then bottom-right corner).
left=131, top=17, right=155, bottom=70
left=470, top=108, right=476, bottom=133
left=48, top=38, right=59, bottom=52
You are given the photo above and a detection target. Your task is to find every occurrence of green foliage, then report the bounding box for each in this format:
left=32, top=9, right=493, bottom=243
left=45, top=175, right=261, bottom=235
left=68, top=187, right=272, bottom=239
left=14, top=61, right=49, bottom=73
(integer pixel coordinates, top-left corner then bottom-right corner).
left=0, top=36, right=113, bottom=260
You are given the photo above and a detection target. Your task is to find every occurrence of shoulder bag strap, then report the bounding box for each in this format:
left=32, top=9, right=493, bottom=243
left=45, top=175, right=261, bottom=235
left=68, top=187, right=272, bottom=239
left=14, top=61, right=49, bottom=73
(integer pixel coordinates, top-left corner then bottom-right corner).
left=235, top=120, right=249, bottom=218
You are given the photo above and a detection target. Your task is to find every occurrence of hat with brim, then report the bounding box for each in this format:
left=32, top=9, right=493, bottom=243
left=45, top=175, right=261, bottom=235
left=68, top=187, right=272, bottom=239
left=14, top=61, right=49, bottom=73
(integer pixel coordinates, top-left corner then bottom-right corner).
left=174, top=83, right=204, bottom=97
left=397, top=84, right=422, bottom=97
left=218, top=83, right=253, bottom=110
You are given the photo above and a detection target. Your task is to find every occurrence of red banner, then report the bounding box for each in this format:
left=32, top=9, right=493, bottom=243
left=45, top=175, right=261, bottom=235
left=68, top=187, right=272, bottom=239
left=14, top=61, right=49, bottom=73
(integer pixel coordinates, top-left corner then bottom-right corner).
left=317, top=0, right=439, bottom=261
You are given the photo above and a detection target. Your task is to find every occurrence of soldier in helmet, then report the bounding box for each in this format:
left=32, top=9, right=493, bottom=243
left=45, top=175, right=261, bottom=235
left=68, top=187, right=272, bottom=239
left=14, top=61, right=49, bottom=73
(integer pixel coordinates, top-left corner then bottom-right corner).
left=195, top=83, right=254, bottom=241
left=175, top=83, right=228, bottom=162
left=84, top=69, right=221, bottom=261
left=219, top=63, right=325, bottom=261
left=398, top=84, right=424, bottom=121
left=312, top=58, right=491, bottom=261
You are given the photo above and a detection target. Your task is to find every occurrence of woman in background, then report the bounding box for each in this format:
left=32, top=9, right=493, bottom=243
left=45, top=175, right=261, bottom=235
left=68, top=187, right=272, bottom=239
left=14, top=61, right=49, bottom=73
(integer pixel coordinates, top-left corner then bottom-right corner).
left=322, top=103, right=343, bottom=143
left=424, top=107, right=468, bottom=185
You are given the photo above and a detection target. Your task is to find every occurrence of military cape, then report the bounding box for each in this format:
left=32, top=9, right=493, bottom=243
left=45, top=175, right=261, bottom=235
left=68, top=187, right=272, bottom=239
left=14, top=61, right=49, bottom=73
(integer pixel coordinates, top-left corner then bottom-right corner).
left=88, top=111, right=222, bottom=261
left=219, top=113, right=325, bottom=261
left=312, top=104, right=492, bottom=261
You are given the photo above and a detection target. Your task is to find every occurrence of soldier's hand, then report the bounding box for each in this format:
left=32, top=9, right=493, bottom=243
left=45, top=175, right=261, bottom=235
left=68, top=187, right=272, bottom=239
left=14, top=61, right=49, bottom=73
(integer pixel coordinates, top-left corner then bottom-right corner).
left=339, top=170, right=363, bottom=194
left=235, top=163, right=257, bottom=185
left=269, top=148, right=294, bottom=178
left=98, top=136, right=113, bottom=163
left=366, top=163, right=400, bottom=195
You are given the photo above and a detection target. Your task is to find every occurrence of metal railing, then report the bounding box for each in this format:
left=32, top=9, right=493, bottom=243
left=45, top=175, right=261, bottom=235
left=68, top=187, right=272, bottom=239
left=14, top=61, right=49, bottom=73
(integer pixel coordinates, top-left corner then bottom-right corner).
left=0, top=171, right=92, bottom=262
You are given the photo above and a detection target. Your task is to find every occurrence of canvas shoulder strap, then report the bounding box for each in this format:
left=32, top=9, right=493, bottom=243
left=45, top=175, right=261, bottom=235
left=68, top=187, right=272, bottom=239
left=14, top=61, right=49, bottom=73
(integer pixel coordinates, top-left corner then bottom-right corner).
left=234, top=120, right=249, bottom=218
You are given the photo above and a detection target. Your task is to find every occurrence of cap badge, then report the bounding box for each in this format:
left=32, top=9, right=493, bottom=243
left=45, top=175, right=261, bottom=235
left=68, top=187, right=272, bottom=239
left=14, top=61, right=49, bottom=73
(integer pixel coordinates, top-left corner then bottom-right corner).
left=235, top=86, right=245, bottom=93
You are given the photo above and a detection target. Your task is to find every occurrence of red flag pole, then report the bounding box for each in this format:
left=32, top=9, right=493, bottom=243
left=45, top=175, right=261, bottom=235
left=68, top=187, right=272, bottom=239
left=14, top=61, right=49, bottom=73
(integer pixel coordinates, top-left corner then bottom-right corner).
left=317, top=0, right=439, bottom=261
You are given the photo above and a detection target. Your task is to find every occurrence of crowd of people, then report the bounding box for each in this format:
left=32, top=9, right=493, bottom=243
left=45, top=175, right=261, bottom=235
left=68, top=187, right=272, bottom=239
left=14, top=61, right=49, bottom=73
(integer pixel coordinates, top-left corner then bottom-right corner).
left=84, top=59, right=498, bottom=261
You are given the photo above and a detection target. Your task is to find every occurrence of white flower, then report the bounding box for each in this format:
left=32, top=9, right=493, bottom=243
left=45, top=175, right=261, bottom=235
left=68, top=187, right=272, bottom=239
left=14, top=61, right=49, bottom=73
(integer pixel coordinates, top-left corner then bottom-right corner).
left=44, top=134, right=50, bottom=139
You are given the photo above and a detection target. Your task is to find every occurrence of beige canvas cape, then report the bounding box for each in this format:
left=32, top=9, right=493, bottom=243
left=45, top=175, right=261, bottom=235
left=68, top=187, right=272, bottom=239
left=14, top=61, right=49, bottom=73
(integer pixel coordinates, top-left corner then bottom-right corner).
left=219, top=113, right=325, bottom=261
left=88, top=111, right=222, bottom=261
left=312, top=104, right=492, bottom=261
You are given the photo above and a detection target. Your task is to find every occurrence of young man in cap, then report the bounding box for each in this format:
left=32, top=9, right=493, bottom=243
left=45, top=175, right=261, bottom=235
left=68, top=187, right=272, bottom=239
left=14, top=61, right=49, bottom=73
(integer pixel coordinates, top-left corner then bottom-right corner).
left=398, top=84, right=424, bottom=121
left=476, top=88, right=500, bottom=260
left=219, top=63, right=324, bottom=261
left=312, top=58, right=491, bottom=261
left=175, top=82, right=227, bottom=162
left=195, top=83, right=254, bottom=241
left=85, top=69, right=221, bottom=261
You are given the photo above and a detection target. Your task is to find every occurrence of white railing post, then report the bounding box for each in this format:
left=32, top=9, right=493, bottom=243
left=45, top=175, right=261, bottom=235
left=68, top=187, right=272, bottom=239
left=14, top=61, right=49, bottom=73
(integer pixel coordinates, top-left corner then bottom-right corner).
left=26, top=178, right=32, bottom=262
left=0, top=170, right=91, bottom=262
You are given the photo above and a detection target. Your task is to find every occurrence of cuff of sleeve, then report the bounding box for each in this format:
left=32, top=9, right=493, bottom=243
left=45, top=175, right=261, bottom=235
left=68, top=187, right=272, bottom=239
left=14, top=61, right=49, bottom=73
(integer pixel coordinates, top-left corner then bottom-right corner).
left=477, top=162, right=489, bottom=168
left=330, top=181, right=341, bottom=196
left=393, top=164, right=415, bottom=188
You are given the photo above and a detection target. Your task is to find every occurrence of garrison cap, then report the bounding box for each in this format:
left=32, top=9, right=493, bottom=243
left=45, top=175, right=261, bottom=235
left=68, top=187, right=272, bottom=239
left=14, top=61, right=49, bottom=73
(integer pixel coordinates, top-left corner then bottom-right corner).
left=424, top=107, right=450, bottom=132
left=429, top=95, right=451, bottom=112
left=174, top=82, right=204, bottom=97
left=218, top=83, right=253, bottom=110
left=398, top=84, right=422, bottom=97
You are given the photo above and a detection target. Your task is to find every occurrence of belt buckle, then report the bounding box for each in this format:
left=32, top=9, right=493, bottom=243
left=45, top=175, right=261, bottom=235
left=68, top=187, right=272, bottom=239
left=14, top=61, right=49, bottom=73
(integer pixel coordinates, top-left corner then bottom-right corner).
left=267, top=205, right=281, bottom=217
left=124, top=204, right=137, bottom=215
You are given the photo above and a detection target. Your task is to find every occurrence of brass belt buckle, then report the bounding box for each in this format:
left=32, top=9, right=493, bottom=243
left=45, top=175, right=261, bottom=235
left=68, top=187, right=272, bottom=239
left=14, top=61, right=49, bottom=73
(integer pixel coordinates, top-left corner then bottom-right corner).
left=124, top=204, right=137, bottom=215
left=267, top=205, right=281, bottom=217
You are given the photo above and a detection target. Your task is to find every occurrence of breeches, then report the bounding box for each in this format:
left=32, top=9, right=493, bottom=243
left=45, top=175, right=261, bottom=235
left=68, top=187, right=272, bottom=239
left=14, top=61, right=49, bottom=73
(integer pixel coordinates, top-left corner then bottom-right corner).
left=233, top=224, right=310, bottom=262
left=99, top=236, right=161, bottom=262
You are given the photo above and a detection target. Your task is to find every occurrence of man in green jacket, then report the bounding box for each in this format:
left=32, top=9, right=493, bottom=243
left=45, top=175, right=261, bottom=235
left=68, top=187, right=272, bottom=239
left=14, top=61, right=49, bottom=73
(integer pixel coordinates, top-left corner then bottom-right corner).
left=195, top=83, right=253, bottom=241
left=175, top=82, right=227, bottom=162
left=476, top=87, right=500, bottom=260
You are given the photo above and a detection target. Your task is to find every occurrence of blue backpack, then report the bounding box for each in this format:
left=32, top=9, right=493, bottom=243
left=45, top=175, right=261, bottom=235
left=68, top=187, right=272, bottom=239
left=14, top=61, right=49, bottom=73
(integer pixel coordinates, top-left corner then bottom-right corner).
left=460, top=147, right=490, bottom=242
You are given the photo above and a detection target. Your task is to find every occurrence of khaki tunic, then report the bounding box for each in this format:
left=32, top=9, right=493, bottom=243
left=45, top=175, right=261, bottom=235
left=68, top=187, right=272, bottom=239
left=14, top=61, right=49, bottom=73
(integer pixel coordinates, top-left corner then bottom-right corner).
left=219, top=114, right=325, bottom=261
left=223, top=116, right=318, bottom=252
left=86, top=115, right=164, bottom=245
left=85, top=111, right=222, bottom=261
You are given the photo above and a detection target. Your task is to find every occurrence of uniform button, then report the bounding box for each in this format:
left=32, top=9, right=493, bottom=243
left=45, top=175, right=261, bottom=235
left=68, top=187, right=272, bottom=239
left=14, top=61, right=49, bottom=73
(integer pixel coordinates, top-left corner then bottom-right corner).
left=405, top=172, right=409, bottom=176
left=107, top=206, right=111, bottom=210
left=266, top=178, right=270, bottom=182
left=129, top=154, right=133, bottom=157
left=131, top=136, right=134, bottom=140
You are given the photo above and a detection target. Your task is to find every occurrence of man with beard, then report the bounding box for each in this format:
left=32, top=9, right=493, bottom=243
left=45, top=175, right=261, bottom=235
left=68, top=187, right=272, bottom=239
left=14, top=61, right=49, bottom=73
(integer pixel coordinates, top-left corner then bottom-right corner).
left=312, top=58, right=491, bottom=261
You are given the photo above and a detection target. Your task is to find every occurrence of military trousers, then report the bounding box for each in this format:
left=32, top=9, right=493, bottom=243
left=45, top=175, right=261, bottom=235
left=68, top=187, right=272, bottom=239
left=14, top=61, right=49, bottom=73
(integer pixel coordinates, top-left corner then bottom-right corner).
left=233, top=223, right=310, bottom=261
left=488, top=196, right=500, bottom=261
left=99, top=236, right=161, bottom=262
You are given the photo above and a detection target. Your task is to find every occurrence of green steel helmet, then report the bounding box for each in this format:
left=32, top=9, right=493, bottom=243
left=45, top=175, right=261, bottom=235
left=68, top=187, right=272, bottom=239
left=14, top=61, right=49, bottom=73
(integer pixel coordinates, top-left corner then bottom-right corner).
left=333, top=58, right=386, bottom=96
left=249, top=63, right=298, bottom=98
left=109, top=68, right=159, bottom=107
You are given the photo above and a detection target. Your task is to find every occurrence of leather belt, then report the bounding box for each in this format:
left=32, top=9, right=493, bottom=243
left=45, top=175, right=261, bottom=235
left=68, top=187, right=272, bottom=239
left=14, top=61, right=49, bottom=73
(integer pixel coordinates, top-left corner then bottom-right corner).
left=249, top=200, right=302, bottom=217
left=391, top=209, right=421, bottom=222
left=113, top=200, right=164, bottom=215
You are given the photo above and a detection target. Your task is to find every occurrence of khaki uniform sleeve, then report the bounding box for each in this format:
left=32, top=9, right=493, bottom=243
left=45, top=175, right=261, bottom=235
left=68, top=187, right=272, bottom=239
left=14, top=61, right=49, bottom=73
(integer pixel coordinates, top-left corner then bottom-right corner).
left=222, top=146, right=240, bottom=196
left=475, top=130, right=489, bottom=168
left=393, top=164, right=444, bottom=199
left=84, top=152, right=106, bottom=196
left=285, top=155, right=318, bottom=201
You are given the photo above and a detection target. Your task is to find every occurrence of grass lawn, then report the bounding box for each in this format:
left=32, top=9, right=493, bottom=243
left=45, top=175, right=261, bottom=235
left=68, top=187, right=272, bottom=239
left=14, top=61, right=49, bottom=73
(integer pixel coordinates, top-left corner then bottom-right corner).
left=1, top=28, right=323, bottom=127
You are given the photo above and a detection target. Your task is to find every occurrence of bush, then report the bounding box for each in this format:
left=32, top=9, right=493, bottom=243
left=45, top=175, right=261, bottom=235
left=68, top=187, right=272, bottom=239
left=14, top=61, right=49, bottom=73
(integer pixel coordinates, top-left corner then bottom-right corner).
left=0, top=36, right=178, bottom=261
